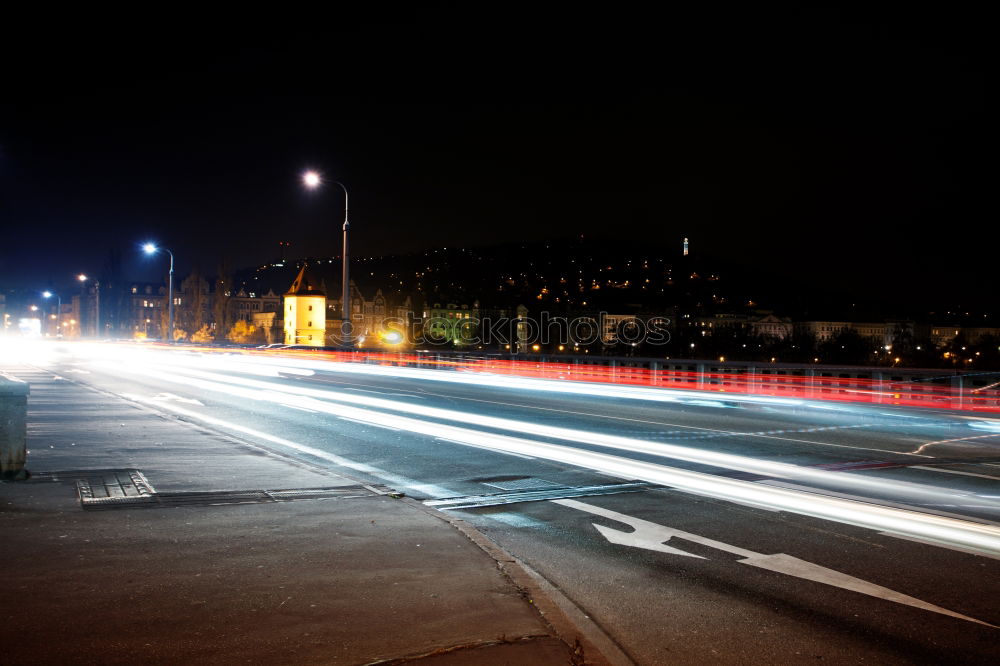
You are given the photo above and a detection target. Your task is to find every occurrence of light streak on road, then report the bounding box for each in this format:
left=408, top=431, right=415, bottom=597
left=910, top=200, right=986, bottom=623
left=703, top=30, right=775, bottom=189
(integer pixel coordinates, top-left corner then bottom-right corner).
left=112, top=358, right=1000, bottom=516
left=95, top=355, right=1000, bottom=558
left=122, top=393, right=457, bottom=498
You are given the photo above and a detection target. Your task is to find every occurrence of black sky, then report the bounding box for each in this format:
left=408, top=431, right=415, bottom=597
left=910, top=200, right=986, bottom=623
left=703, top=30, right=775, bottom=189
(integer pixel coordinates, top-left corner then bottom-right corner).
left=0, top=5, right=992, bottom=311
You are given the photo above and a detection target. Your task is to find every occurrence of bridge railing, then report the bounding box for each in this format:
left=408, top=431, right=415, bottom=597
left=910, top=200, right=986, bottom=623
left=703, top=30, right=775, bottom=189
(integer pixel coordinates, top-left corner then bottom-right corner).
left=241, top=346, right=1000, bottom=413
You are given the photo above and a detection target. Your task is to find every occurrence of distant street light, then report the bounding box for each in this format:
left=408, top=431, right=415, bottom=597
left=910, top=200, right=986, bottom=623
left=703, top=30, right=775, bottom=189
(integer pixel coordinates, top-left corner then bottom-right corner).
left=143, top=243, right=175, bottom=342
left=77, top=274, right=100, bottom=337
left=42, top=290, right=62, bottom=337
left=302, top=170, right=351, bottom=345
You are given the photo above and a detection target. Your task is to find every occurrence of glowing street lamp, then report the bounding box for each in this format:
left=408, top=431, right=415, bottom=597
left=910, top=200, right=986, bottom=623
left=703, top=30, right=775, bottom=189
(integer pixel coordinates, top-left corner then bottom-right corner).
left=42, top=290, right=62, bottom=337
left=77, top=274, right=100, bottom=337
left=143, top=242, right=174, bottom=342
left=303, top=170, right=351, bottom=345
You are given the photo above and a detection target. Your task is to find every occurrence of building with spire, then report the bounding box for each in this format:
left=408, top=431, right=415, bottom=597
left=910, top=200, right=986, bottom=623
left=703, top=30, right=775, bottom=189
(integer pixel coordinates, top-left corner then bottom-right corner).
left=283, top=264, right=326, bottom=346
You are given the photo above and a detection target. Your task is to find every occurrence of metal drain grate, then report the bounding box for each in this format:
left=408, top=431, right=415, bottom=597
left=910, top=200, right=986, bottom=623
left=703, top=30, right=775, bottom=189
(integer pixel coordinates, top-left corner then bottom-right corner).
left=80, top=485, right=377, bottom=510
left=480, top=477, right=562, bottom=491
left=75, top=470, right=156, bottom=502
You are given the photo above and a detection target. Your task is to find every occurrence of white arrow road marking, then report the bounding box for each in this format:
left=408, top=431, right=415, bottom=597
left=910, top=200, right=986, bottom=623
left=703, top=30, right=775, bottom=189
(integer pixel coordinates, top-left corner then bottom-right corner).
left=555, top=498, right=996, bottom=628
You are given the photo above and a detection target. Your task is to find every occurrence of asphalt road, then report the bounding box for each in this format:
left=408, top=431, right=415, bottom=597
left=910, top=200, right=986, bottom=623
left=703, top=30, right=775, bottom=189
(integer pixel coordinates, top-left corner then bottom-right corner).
left=22, top=342, right=1000, bottom=664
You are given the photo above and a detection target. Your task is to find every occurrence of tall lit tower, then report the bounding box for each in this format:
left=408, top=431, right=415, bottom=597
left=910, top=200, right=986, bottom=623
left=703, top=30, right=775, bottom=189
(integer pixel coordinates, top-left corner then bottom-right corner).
left=683, top=237, right=689, bottom=257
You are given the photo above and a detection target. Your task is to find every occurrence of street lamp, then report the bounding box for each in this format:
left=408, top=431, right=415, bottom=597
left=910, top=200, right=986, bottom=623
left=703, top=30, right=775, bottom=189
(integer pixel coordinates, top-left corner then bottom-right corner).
left=77, top=274, right=100, bottom=337
left=303, top=170, right=351, bottom=345
left=143, top=243, right=174, bottom=342
left=42, top=291, right=61, bottom=337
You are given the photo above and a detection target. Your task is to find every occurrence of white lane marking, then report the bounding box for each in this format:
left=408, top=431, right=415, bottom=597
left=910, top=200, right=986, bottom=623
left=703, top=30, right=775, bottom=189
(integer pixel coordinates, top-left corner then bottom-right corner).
left=339, top=387, right=426, bottom=399
left=119, top=393, right=456, bottom=498
left=152, top=392, right=205, bottom=406
left=65, top=368, right=91, bottom=374
left=282, top=403, right=318, bottom=413
left=911, top=433, right=1000, bottom=455
left=911, top=466, right=1000, bottom=481
left=339, top=416, right=401, bottom=431
left=112, top=362, right=1000, bottom=557
left=556, top=499, right=996, bottom=628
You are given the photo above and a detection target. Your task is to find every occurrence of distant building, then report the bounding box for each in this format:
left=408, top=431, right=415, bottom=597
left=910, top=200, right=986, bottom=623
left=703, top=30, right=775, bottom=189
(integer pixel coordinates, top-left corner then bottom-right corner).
left=602, top=313, right=641, bottom=344
left=795, top=321, right=851, bottom=342
left=423, top=301, right=479, bottom=347
left=230, top=288, right=280, bottom=323
left=125, top=282, right=166, bottom=338
left=283, top=264, right=326, bottom=346
left=751, top=314, right=793, bottom=340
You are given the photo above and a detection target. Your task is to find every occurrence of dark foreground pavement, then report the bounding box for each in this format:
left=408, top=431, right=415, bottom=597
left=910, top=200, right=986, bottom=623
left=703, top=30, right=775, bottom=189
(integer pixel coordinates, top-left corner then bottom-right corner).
left=0, top=366, right=610, bottom=665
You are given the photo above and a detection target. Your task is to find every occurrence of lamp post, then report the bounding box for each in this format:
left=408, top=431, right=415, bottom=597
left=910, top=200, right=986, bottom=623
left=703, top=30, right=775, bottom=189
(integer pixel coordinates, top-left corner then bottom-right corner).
left=303, top=171, right=351, bottom=345
left=42, top=291, right=61, bottom=337
left=77, top=274, right=100, bottom=337
left=143, top=243, right=174, bottom=343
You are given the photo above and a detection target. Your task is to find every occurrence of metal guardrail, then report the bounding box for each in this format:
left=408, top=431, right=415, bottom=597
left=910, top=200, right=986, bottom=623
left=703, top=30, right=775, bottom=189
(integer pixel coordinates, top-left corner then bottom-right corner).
left=276, top=349, right=1000, bottom=412
left=142, top=341, right=999, bottom=413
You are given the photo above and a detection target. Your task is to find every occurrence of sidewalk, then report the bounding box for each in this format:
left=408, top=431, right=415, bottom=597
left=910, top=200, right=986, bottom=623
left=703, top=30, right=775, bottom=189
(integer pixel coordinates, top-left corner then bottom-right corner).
left=0, top=365, right=606, bottom=665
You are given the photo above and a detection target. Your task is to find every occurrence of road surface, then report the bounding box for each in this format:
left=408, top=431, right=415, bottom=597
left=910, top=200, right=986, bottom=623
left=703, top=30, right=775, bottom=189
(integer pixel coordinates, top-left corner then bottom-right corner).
left=14, top=341, right=1000, bottom=664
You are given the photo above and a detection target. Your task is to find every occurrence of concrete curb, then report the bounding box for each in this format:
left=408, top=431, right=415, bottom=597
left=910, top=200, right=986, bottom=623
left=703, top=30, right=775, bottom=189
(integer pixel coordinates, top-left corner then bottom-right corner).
left=401, top=497, right=636, bottom=666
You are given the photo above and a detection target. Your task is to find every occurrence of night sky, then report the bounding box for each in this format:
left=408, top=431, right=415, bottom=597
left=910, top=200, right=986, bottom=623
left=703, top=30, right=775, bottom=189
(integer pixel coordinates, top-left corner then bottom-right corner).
left=1, top=6, right=991, bottom=311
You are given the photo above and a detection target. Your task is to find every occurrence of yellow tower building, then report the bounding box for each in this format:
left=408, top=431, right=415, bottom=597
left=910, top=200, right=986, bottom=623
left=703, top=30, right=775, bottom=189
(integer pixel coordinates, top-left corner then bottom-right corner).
left=283, top=264, right=326, bottom=346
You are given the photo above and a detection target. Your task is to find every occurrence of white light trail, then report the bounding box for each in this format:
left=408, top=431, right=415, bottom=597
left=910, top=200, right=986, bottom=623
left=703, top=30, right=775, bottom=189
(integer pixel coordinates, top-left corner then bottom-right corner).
left=130, top=360, right=1000, bottom=515
left=120, top=393, right=456, bottom=498
left=104, top=358, right=1000, bottom=558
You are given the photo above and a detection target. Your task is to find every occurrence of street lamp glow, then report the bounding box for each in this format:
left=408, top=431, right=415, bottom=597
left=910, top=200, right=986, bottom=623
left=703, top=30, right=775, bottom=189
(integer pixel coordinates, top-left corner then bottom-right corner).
left=141, top=242, right=175, bottom=343
left=42, top=291, right=53, bottom=299
left=78, top=274, right=87, bottom=282
left=301, top=170, right=351, bottom=345
left=303, top=171, right=321, bottom=189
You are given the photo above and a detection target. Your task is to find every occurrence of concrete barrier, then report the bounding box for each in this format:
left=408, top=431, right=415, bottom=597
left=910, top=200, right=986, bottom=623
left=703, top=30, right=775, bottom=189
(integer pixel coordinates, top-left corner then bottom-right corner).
left=0, top=372, right=29, bottom=479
